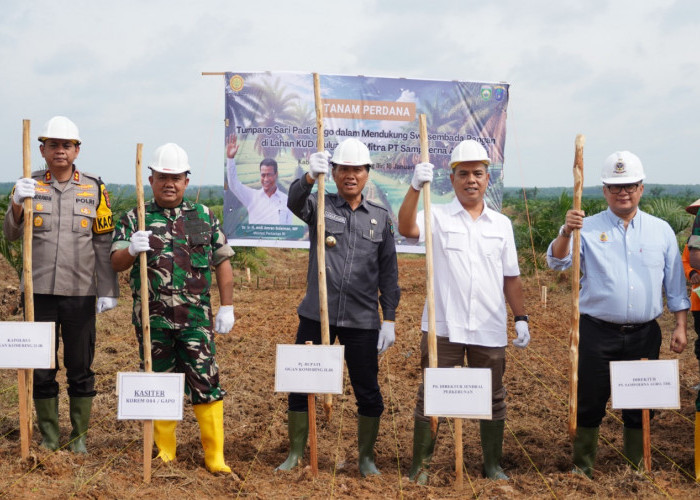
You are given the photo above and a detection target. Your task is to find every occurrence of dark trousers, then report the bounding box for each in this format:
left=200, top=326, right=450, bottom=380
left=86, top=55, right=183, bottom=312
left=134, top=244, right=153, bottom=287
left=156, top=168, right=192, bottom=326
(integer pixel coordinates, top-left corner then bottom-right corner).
left=31, top=294, right=97, bottom=399
left=288, top=315, right=383, bottom=417
left=578, top=314, right=662, bottom=429
left=414, top=333, right=506, bottom=422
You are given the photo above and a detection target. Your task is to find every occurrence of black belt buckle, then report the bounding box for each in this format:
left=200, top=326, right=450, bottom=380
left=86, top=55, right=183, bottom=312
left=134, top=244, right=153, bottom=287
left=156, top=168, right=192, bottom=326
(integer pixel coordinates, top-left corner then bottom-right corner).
left=618, top=323, right=639, bottom=332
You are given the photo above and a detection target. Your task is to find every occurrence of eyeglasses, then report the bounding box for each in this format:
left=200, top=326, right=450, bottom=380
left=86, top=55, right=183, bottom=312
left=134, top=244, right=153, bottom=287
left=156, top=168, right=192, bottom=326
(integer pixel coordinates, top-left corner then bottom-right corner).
left=605, top=183, right=639, bottom=194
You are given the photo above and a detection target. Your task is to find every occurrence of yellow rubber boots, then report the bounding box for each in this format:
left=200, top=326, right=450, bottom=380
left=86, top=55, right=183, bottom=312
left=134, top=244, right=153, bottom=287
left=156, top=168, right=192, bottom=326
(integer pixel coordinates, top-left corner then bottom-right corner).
left=154, top=420, right=177, bottom=462
left=193, top=400, right=231, bottom=474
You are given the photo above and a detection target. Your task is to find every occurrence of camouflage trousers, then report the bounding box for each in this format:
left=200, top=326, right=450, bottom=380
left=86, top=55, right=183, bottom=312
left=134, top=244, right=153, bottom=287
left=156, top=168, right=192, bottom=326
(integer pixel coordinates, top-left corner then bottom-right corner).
left=135, top=325, right=225, bottom=404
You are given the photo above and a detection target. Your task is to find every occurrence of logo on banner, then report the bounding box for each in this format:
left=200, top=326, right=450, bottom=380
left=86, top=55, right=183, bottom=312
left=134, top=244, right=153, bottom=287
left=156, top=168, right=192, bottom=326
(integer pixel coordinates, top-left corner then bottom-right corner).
left=480, top=86, right=492, bottom=101
left=494, top=86, right=506, bottom=102
left=229, top=74, right=244, bottom=92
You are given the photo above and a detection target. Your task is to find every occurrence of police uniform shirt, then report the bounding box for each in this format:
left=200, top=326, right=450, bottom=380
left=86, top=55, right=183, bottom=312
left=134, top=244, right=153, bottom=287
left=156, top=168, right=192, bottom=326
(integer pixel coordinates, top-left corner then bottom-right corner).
left=3, top=168, right=119, bottom=297
left=287, top=177, right=400, bottom=330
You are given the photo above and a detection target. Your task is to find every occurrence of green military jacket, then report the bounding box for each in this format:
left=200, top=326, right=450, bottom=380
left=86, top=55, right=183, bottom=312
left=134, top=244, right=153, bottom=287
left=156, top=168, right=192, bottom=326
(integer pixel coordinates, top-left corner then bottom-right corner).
left=112, top=199, right=234, bottom=329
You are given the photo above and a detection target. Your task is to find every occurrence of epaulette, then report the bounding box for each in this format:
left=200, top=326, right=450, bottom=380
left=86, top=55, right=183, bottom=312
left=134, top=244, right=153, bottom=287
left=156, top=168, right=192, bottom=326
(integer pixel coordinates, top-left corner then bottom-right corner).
left=366, top=199, right=389, bottom=212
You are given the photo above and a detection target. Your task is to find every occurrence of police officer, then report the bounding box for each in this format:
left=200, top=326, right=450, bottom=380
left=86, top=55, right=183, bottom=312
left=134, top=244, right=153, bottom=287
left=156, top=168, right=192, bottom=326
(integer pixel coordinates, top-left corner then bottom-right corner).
left=277, top=138, right=401, bottom=477
left=3, top=116, right=119, bottom=453
left=110, top=143, right=235, bottom=474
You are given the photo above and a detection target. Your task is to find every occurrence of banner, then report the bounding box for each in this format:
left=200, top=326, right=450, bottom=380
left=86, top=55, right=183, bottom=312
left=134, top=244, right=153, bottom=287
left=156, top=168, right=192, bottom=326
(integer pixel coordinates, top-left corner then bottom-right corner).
left=222, top=71, right=509, bottom=251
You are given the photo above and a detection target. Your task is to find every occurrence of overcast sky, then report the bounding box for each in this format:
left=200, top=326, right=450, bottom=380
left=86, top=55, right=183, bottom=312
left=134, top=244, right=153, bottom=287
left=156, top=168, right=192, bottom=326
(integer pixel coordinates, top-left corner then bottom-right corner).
left=1, top=0, right=698, bottom=189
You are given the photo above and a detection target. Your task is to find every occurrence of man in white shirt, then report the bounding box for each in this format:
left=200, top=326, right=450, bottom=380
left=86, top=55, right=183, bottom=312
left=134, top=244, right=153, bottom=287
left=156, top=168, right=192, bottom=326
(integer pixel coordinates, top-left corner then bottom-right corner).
left=398, top=139, right=529, bottom=483
left=225, top=134, right=293, bottom=225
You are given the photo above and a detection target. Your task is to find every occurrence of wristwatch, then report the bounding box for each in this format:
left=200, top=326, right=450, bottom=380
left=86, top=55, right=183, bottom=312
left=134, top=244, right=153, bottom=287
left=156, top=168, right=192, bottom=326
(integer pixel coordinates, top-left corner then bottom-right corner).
left=514, top=315, right=529, bottom=323
left=559, top=225, right=571, bottom=238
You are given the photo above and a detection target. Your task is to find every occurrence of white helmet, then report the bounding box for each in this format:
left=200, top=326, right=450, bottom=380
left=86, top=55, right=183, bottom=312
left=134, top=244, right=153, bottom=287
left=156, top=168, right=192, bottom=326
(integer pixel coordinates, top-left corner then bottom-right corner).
left=600, top=151, right=645, bottom=185
left=149, top=143, right=191, bottom=174
left=330, top=138, right=372, bottom=167
left=38, top=116, right=81, bottom=144
left=449, top=140, right=491, bottom=168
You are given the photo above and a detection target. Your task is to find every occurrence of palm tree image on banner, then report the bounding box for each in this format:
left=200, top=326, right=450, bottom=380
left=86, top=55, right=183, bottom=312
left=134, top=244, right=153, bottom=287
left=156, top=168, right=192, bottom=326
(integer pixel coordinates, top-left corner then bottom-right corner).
left=222, top=71, right=509, bottom=252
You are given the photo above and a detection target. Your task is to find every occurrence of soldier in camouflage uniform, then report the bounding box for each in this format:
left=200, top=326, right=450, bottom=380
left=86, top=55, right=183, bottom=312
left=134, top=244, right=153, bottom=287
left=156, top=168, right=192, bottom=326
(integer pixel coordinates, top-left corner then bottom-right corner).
left=111, top=143, right=235, bottom=474
left=4, top=116, right=119, bottom=454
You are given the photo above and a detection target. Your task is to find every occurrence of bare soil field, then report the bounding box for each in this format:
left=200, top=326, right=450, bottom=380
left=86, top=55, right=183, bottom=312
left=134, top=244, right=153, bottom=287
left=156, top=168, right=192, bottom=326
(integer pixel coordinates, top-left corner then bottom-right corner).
left=0, top=249, right=699, bottom=499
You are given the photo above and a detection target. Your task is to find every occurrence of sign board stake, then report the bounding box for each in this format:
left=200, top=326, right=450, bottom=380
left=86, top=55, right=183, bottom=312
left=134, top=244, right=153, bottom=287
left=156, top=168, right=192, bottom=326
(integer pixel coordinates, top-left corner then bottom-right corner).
left=641, top=358, right=651, bottom=471
left=305, top=341, right=318, bottom=476
left=454, top=366, right=463, bottom=490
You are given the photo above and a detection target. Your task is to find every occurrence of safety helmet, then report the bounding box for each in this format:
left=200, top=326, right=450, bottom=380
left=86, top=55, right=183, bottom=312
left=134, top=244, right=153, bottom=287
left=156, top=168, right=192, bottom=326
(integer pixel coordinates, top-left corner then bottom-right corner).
left=38, top=116, right=81, bottom=144
left=330, top=138, right=372, bottom=167
left=600, top=151, right=645, bottom=185
left=449, top=140, right=491, bottom=168
left=149, top=143, right=191, bottom=174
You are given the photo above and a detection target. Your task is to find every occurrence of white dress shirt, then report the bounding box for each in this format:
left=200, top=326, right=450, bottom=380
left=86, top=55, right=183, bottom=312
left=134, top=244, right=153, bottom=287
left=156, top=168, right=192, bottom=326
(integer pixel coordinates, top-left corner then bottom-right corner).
left=416, top=198, right=520, bottom=347
left=226, top=158, right=292, bottom=225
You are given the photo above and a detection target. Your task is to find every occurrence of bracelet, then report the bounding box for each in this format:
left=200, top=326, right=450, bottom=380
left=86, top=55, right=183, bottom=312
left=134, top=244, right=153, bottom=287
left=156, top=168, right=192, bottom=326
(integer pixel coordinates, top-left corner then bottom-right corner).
left=559, top=225, right=571, bottom=238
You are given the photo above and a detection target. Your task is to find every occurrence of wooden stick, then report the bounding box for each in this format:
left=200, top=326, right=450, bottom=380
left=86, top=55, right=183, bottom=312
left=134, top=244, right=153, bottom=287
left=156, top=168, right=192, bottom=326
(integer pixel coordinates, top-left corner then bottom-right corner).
left=569, top=134, right=585, bottom=439
left=419, top=115, right=439, bottom=437
left=134, top=144, right=153, bottom=482
left=18, top=119, right=33, bottom=458
left=306, top=341, right=318, bottom=476
left=454, top=366, right=463, bottom=490
left=641, top=359, right=651, bottom=471
left=313, top=73, right=333, bottom=420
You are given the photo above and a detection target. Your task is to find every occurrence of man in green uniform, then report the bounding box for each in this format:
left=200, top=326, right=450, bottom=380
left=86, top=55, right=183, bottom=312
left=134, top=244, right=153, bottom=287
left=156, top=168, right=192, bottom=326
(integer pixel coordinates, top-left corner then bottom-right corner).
left=110, top=143, right=235, bottom=474
left=4, top=115, right=119, bottom=453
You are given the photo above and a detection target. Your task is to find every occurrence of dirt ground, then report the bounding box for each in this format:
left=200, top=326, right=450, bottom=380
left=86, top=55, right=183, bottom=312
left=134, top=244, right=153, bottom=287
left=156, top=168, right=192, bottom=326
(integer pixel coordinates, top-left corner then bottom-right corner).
left=1, top=249, right=699, bottom=499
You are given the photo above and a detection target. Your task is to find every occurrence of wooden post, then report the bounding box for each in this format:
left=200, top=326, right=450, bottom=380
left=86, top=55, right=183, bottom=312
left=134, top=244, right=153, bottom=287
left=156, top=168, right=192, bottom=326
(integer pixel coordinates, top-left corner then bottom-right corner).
left=313, top=73, right=333, bottom=420
left=306, top=341, right=318, bottom=476
left=569, top=134, right=585, bottom=439
left=641, top=358, right=651, bottom=471
left=18, top=119, right=34, bottom=458
left=134, top=144, right=154, bottom=482
left=541, top=285, right=547, bottom=308
left=454, top=366, right=463, bottom=490
left=419, top=115, right=439, bottom=436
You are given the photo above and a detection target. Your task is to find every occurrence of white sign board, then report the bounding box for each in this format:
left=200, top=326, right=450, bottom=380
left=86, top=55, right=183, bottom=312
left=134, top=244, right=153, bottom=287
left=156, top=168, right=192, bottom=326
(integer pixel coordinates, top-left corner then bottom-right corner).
left=424, top=367, right=492, bottom=419
left=610, top=359, right=680, bottom=410
left=274, top=344, right=344, bottom=394
left=0, top=321, right=55, bottom=369
left=117, top=372, right=185, bottom=420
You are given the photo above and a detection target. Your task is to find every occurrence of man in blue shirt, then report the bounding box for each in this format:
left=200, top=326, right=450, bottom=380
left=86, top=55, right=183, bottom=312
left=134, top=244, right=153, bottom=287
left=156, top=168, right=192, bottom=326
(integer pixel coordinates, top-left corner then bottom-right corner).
left=547, top=150, right=689, bottom=478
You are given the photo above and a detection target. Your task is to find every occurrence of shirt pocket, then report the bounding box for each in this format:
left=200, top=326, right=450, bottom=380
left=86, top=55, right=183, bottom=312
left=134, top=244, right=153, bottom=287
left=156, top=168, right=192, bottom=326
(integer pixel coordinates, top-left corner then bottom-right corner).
left=32, top=200, right=52, bottom=232
left=479, top=231, right=505, bottom=262
left=443, top=229, right=467, bottom=252
left=72, top=204, right=95, bottom=233
left=640, top=243, right=664, bottom=268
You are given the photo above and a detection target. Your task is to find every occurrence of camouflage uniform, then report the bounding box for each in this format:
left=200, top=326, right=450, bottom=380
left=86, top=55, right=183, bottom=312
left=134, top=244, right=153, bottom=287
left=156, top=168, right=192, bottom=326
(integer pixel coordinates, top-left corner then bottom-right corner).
left=112, top=199, right=234, bottom=404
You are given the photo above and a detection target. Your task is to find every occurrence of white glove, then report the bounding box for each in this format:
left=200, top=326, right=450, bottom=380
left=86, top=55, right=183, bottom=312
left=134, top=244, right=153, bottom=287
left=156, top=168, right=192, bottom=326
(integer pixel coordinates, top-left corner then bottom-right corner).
left=214, top=305, right=235, bottom=334
left=513, top=320, right=530, bottom=348
left=309, top=151, right=330, bottom=179
left=411, top=162, right=434, bottom=191
left=12, top=178, right=37, bottom=205
left=128, top=230, right=152, bottom=257
left=96, top=297, right=118, bottom=314
left=377, top=321, right=395, bottom=355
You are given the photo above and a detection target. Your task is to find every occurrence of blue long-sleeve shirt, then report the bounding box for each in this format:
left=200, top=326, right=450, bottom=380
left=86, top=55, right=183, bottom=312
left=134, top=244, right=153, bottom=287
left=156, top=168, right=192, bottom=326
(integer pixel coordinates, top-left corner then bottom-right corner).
left=547, top=208, right=689, bottom=323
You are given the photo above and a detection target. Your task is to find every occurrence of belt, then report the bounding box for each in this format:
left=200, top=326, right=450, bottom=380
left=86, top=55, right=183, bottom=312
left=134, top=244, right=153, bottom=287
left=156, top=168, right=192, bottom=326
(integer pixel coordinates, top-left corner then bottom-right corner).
left=582, top=314, right=654, bottom=333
